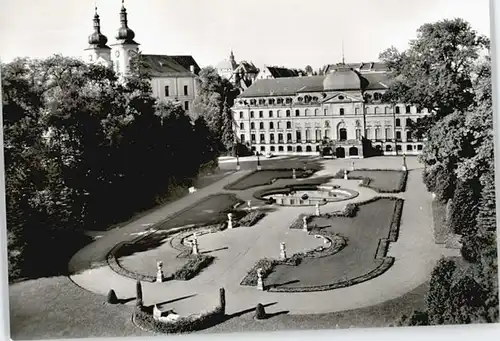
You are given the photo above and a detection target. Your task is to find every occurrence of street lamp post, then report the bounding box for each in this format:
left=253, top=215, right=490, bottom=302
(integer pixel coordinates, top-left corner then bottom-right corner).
left=256, top=151, right=261, bottom=171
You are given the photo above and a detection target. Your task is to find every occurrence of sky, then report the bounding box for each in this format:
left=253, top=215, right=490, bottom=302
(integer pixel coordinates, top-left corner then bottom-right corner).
left=0, top=0, right=492, bottom=70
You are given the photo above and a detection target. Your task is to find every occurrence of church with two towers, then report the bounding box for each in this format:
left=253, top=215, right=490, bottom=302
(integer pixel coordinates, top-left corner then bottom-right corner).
left=83, top=1, right=201, bottom=112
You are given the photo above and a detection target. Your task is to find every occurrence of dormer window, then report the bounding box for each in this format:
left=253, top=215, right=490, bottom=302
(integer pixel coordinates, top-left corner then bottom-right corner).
left=338, top=95, right=344, bottom=100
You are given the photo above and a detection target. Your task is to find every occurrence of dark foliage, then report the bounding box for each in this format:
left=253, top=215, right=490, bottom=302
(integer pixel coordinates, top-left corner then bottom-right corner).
left=255, top=304, right=267, bottom=320
left=107, top=289, right=118, bottom=304
left=173, top=255, right=215, bottom=281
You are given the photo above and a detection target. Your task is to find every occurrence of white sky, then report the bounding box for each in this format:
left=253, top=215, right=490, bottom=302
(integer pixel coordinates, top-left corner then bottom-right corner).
left=0, top=0, right=491, bottom=70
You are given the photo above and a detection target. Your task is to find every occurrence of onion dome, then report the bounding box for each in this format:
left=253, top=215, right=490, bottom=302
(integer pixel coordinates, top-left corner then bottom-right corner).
left=115, top=0, right=138, bottom=44
left=323, top=65, right=366, bottom=91
left=88, top=8, right=109, bottom=48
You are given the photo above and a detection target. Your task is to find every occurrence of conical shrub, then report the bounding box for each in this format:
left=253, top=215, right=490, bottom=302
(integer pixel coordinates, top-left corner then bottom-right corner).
left=136, top=280, right=143, bottom=307
left=255, top=303, right=266, bottom=320
left=107, top=289, right=118, bottom=304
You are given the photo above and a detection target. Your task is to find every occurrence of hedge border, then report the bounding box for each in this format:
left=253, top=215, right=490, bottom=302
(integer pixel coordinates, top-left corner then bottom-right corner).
left=240, top=231, right=347, bottom=287
left=108, top=223, right=226, bottom=282
left=333, top=169, right=408, bottom=193
left=133, top=302, right=225, bottom=334
left=223, top=168, right=317, bottom=191
left=258, top=196, right=403, bottom=292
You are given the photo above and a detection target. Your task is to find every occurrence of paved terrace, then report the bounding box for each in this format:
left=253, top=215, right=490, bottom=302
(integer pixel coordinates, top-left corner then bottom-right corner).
left=69, top=156, right=458, bottom=317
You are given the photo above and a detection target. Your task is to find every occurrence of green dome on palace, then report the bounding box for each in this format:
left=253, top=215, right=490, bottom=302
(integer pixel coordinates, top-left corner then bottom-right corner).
left=322, top=67, right=364, bottom=91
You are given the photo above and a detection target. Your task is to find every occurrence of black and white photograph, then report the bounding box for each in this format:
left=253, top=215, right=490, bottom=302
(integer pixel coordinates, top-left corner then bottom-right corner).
left=0, top=0, right=498, bottom=340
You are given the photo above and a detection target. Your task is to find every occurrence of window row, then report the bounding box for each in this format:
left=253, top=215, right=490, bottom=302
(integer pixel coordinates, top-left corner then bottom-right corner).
left=164, top=85, right=190, bottom=97
left=237, top=106, right=424, bottom=119
left=238, top=118, right=415, bottom=130
left=247, top=143, right=423, bottom=154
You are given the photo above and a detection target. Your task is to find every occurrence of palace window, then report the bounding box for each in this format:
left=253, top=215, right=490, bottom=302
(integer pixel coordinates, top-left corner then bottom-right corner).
left=239, top=111, right=244, bottom=119
left=407, top=145, right=413, bottom=151
left=395, top=106, right=400, bottom=114
left=385, top=127, right=392, bottom=139
left=260, top=134, right=265, bottom=142
left=355, top=107, right=360, bottom=115
left=356, top=129, right=361, bottom=140
left=315, top=108, right=319, bottom=116
left=339, top=108, right=345, bottom=116
left=269, top=122, right=274, bottom=129
left=277, top=110, right=282, bottom=117
left=269, top=110, right=273, bottom=117
left=250, top=111, right=254, bottom=118
left=295, top=109, right=300, bottom=116
left=270, top=133, right=275, bottom=142
left=184, top=101, right=189, bottom=111
left=324, top=108, right=328, bottom=116
left=240, top=123, right=244, bottom=129
left=251, top=122, right=255, bottom=130
left=259, top=122, right=264, bottom=129
left=164, top=86, right=170, bottom=97
left=286, top=121, right=292, bottom=129
left=406, top=106, right=411, bottom=113
left=259, top=111, right=263, bottom=118
left=286, top=110, right=291, bottom=117
left=305, top=109, right=310, bottom=116
left=287, top=133, right=292, bottom=142
left=374, top=107, right=379, bottom=114
left=296, top=131, right=302, bottom=141
left=251, top=134, right=256, bottom=143
left=396, top=131, right=402, bottom=140
left=396, top=118, right=401, bottom=127
left=406, top=131, right=412, bottom=140
left=184, top=85, right=188, bottom=96
left=417, top=144, right=423, bottom=150
left=406, top=118, right=412, bottom=126
left=240, top=134, right=245, bottom=143
left=277, top=122, right=282, bottom=129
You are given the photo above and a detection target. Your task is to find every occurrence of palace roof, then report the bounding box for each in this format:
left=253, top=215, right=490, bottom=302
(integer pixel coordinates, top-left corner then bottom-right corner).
left=238, top=68, right=389, bottom=98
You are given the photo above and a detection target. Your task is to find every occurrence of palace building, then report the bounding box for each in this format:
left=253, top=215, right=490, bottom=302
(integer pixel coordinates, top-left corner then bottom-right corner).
left=83, top=2, right=200, bottom=112
left=232, top=63, right=430, bottom=158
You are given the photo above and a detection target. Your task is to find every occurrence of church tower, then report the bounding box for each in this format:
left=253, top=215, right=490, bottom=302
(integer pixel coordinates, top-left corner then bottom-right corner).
left=83, top=5, right=111, bottom=66
left=110, top=0, right=140, bottom=77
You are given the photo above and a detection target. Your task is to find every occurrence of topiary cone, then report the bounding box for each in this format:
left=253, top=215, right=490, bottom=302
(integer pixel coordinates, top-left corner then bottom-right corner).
left=107, top=289, right=118, bottom=304
left=136, top=280, right=143, bottom=307
left=255, top=303, right=266, bottom=320
left=219, top=288, right=226, bottom=314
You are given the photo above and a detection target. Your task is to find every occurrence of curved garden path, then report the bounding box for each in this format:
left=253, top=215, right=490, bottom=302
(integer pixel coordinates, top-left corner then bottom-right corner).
left=69, top=157, right=459, bottom=317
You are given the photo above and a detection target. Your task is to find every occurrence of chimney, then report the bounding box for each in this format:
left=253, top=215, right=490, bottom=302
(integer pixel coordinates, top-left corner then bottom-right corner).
left=190, top=65, right=195, bottom=73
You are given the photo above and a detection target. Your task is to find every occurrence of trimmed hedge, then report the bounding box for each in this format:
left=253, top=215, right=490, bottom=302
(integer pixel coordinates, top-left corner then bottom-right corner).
left=269, top=257, right=395, bottom=292
left=333, top=169, right=408, bottom=193
left=376, top=238, right=390, bottom=259
left=240, top=232, right=347, bottom=287
left=133, top=303, right=225, bottom=334
left=389, top=199, right=404, bottom=242
left=173, top=255, right=215, bottom=280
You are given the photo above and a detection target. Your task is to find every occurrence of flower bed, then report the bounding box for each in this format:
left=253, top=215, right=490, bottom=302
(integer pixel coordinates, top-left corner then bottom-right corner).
left=173, top=255, right=215, bottom=280
left=240, top=232, right=347, bottom=287
left=133, top=303, right=225, bottom=334
left=236, top=211, right=266, bottom=227
left=269, top=257, right=395, bottom=292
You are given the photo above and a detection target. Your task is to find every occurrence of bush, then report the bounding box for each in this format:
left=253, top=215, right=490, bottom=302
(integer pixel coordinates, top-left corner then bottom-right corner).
left=376, top=239, right=390, bottom=259
left=136, top=280, right=143, bottom=307
left=397, top=310, right=430, bottom=326
left=255, top=303, right=267, bottom=320
left=240, top=258, right=277, bottom=286
left=389, top=199, right=404, bottom=242
left=426, top=258, right=457, bottom=324
left=107, top=289, right=118, bottom=304
left=173, top=255, right=215, bottom=280
left=448, top=179, right=480, bottom=235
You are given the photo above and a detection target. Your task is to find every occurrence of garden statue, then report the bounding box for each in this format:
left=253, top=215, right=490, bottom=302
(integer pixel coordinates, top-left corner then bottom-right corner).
left=351, top=161, right=355, bottom=171
left=315, top=203, right=321, bottom=216
left=344, top=169, right=348, bottom=180
left=280, top=242, right=287, bottom=260
left=191, top=233, right=199, bottom=255
left=236, top=155, right=241, bottom=171
left=156, top=261, right=164, bottom=283
left=302, top=216, right=308, bottom=231
left=292, top=168, right=296, bottom=179
left=227, top=213, right=233, bottom=229
left=257, top=268, right=264, bottom=291
left=402, top=154, right=407, bottom=171
left=247, top=200, right=252, bottom=209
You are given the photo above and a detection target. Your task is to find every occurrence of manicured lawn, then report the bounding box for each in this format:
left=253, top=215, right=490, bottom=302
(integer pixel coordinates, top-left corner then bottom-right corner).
left=345, top=170, right=407, bottom=193
left=203, top=281, right=429, bottom=333
left=155, top=193, right=241, bottom=230
left=225, top=169, right=311, bottom=191
left=265, top=198, right=398, bottom=290
left=9, top=276, right=152, bottom=340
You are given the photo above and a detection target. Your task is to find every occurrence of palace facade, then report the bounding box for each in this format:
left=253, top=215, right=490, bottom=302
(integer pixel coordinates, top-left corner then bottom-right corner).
left=232, top=63, right=430, bottom=158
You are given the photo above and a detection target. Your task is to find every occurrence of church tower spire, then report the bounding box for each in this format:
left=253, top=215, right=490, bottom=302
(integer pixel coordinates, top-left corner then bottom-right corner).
left=111, top=0, right=140, bottom=78
left=83, top=2, right=111, bottom=65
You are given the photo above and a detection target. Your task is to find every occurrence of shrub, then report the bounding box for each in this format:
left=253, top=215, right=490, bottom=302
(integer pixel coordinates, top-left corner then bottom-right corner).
left=397, top=310, right=430, bottom=326
left=426, top=258, right=457, bottom=324
left=376, top=239, right=390, bottom=259
left=389, top=199, right=404, bottom=242
left=448, top=179, right=480, bottom=236
left=173, top=255, right=215, bottom=280
left=136, top=280, right=143, bottom=307
left=240, top=258, right=277, bottom=286
left=107, top=289, right=118, bottom=304
left=255, top=303, right=267, bottom=320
